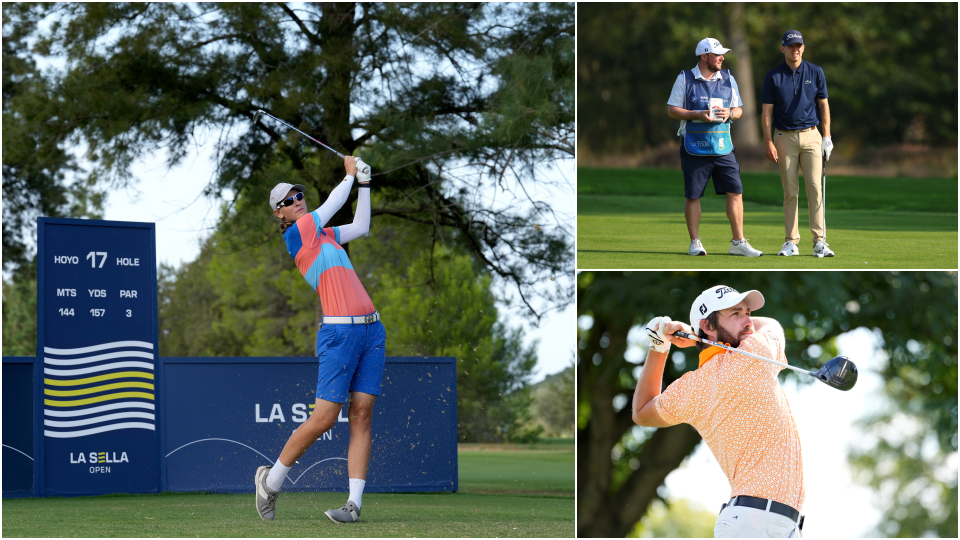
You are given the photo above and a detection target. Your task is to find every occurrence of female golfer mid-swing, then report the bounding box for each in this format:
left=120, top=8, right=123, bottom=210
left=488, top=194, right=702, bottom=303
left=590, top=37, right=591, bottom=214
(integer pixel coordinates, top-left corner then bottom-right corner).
left=256, top=156, right=384, bottom=524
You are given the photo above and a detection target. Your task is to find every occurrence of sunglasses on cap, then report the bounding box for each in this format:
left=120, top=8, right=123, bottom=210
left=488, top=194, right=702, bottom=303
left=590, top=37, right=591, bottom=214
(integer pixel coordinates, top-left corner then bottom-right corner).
left=276, top=192, right=304, bottom=209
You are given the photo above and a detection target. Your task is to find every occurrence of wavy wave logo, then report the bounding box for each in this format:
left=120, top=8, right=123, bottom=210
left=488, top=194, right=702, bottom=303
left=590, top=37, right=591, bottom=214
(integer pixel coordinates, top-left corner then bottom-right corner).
left=165, top=438, right=347, bottom=485
left=43, top=340, right=156, bottom=438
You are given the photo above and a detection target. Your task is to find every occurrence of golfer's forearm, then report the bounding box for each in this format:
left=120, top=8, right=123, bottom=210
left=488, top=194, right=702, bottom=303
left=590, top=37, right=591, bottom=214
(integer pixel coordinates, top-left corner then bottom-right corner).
left=818, top=100, right=831, bottom=137
left=336, top=185, right=370, bottom=243
left=632, top=349, right=667, bottom=416
left=761, top=108, right=773, bottom=143
left=730, top=107, right=742, bottom=121
left=312, top=177, right=354, bottom=227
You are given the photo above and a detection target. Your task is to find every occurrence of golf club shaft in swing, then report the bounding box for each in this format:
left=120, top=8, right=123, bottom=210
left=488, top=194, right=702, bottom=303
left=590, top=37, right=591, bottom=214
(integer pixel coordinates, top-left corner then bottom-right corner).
left=671, top=330, right=858, bottom=391
left=672, top=330, right=800, bottom=373
left=253, top=109, right=346, bottom=159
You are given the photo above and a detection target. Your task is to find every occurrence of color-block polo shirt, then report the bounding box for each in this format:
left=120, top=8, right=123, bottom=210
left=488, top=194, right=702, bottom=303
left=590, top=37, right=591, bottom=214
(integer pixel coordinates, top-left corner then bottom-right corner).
left=283, top=209, right=375, bottom=317
left=656, top=332, right=805, bottom=510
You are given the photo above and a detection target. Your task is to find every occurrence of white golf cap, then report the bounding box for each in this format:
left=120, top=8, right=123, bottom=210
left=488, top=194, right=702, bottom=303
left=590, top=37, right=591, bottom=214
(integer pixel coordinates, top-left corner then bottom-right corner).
left=690, top=285, right=764, bottom=331
left=269, top=182, right=306, bottom=209
left=695, top=37, right=731, bottom=56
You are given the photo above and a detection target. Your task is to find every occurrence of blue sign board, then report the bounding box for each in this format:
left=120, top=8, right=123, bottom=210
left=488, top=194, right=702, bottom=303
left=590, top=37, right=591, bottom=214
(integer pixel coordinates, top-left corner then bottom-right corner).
left=161, top=357, right=458, bottom=493
left=36, top=218, right=160, bottom=496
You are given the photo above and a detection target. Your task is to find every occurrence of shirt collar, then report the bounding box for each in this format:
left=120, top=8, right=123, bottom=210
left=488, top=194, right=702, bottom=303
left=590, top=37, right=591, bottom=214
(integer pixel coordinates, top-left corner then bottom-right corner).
left=783, top=60, right=804, bottom=74
left=692, top=65, right=723, bottom=81
left=698, top=345, right=726, bottom=367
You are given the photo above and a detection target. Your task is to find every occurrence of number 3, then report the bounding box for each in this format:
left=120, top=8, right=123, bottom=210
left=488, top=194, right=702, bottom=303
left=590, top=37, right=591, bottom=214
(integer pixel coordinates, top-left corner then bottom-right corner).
left=126, top=309, right=132, bottom=317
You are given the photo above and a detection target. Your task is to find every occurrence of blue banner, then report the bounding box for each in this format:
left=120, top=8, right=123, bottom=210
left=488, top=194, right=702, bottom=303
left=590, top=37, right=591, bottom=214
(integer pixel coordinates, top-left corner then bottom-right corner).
left=161, top=357, right=458, bottom=493
left=36, top=218, right=160, bottom=496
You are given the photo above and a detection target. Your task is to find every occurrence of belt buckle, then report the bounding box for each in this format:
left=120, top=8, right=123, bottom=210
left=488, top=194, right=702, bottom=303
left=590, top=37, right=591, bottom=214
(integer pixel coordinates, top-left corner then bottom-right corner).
left=364, top=314, right=374, bottom=324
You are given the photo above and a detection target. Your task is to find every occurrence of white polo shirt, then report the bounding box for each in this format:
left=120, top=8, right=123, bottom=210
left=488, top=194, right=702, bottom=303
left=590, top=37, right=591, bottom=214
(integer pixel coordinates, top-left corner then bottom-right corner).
left=667, top=65, right=744, bottom=136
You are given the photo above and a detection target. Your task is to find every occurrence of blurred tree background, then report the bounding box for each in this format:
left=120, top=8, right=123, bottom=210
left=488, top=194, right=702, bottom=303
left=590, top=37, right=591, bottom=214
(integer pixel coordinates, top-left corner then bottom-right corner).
left=577, top=271, right=958, bottom=538
left=578, top=3, right=957, bottom=173
left=2, top=2, right=575, bottom=443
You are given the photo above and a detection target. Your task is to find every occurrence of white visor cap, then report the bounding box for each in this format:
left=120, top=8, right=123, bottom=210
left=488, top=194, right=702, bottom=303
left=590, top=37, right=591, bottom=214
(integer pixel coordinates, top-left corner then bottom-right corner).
left=690, top=285, right=764, bottom=332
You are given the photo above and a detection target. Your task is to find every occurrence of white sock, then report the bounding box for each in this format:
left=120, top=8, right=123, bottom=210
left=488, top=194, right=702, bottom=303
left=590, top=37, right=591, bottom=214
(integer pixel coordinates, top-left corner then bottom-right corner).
left=348, top=478, right=366, bottom=508
left=266, top=460, right=290, bottom=492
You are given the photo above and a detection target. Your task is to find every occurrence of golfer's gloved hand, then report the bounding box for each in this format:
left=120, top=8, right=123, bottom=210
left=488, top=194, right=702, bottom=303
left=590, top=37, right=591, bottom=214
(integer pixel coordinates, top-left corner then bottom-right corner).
left=355, top=158, right=371, bottom=184
left=822, top=136, right=834, bottom=161
left=645, top=316, right=673, bottom=353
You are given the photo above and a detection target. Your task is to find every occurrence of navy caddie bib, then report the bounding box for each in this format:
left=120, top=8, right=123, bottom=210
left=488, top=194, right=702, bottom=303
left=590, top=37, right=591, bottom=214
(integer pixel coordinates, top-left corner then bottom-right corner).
left=683, top=69, right=733, bottom=156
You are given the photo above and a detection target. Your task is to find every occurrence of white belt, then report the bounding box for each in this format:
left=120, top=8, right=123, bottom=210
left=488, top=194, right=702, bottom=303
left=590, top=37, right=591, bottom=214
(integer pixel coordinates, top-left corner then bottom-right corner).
left=320, top=311, right=380, bottom=325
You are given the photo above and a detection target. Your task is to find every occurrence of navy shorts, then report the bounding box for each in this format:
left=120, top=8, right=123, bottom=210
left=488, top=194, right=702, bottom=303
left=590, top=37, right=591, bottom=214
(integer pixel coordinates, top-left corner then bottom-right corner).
left=315, top=317, right=386, bottom=404
left=679, top=143, right=743, bottom=199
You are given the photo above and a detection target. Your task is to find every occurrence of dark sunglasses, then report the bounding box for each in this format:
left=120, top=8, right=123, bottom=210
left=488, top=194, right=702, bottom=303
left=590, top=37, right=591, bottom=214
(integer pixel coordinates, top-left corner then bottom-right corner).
left=276, top=192, right=304, bottom=209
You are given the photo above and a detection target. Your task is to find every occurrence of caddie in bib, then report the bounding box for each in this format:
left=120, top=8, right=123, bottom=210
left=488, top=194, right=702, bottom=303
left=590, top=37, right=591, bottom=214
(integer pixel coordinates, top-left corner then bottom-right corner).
left=683, top=69, right=733, bottom=156
left=666, top=37, right=763, bottom=258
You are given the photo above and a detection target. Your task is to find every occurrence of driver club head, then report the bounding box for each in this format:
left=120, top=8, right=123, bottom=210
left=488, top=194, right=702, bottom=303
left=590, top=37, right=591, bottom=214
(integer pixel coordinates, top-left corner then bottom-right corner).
left=812, top=356, right=858, bottom=391
left=253, top=110, right=263, bottom=124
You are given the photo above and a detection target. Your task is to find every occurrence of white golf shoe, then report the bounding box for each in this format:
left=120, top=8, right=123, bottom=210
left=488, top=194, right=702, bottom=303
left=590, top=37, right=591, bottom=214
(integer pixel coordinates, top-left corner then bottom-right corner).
left=728, top=238, right=763, bottom=257
left=688, top=238, right=706, bottom=256
left=778, top=241, right=799, bottom=256
left=813, top=240, right=835, bottom=258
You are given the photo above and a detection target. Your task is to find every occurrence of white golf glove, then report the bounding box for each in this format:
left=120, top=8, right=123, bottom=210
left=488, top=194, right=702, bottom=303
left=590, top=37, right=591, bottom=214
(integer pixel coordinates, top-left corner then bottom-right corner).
left=645, top=316, right=673, bottom=353
left=822, top=136, right=834, bottom=161
left=354, top=157, right=371, bottom=184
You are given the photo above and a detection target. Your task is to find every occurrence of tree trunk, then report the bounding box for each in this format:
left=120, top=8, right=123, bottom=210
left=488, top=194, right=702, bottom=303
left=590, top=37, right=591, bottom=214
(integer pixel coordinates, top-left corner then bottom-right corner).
left=577, top=422, right=704, bottom=537
left=313, top=2, right=360, bottom=336
left=726, top=4, right=760, bottom=147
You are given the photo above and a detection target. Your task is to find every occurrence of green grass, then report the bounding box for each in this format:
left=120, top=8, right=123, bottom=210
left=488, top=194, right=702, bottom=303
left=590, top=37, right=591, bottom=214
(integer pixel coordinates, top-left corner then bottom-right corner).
left=578, top=167, right=958, bottom=269
left=458, top=445, right=574, bottom=494
left=1, top=445, right=573, bottom=538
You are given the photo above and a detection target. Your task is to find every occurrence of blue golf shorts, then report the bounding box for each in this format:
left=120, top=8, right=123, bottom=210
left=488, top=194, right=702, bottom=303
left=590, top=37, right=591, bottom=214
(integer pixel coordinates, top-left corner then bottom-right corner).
left=315, top=317, right=386, bottom=404
left=679, top=143, right=743, bottom=199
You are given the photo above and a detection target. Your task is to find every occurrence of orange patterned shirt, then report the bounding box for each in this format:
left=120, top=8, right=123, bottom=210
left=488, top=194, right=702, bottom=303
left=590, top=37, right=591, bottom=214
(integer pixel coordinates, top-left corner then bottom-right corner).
left=656, top=332, right=805, bottom=510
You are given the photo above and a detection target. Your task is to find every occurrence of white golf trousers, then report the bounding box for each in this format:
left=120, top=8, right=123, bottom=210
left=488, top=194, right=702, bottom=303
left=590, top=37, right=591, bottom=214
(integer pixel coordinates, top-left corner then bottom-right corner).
left=714, top=501, right=803, bottom=538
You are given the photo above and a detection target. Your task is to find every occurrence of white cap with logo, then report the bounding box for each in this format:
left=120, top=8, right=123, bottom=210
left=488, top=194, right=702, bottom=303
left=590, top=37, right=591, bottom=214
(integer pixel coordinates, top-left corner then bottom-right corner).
left=270, top=182, right=307, bottom=210
left=695, top=37, right=731, bottom=56
left=690, top=285, right=764, bottom=331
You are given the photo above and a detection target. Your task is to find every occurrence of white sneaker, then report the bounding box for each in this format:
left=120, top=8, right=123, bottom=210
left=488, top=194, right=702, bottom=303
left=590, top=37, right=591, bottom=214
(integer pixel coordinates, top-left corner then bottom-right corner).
left=813, top=240, right=835, bottom=258
left=728, top=238, right=763, bottom=257
left=778, top=241, right=799, bottom=256
left=689, top=238, right=706, bottom=256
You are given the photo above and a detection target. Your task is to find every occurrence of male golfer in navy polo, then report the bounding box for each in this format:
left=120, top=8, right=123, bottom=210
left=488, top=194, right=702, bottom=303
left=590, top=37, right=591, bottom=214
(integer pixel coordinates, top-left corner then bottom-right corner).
left=762, top=30, right=835, bottom=257
left=667, top=38, right=762, bottom=258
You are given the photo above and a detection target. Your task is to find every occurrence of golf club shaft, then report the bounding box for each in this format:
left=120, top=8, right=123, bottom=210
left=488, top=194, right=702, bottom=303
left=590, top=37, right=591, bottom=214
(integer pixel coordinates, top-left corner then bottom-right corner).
left=255, top=109, right=346, bottom=159
left=672, top=330, right=812, bottom=376
left=822, top=155, right=826, bottom=241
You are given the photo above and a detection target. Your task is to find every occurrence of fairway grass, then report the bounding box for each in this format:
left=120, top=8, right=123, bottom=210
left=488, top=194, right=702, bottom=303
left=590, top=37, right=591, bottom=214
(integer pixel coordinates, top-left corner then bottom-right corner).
left=1, top=445, right=573, bottom=538
left=578, top=167, right=958, bottom=269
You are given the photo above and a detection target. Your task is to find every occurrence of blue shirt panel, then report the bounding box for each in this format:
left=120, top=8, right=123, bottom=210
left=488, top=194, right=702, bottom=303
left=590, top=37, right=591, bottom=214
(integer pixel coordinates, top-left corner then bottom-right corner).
left=283, top=223, right=304, bottom=259
left=760, top=61, right=828, bottom=131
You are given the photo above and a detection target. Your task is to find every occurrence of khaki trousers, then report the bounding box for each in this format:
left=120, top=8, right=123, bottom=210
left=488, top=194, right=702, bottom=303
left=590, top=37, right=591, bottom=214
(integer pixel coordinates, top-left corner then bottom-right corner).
left=774, top=128, right=823, bottom=245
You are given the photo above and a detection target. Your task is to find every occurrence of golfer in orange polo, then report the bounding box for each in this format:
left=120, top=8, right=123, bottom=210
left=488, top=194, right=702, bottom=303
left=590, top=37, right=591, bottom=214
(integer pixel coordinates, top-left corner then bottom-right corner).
left=633, top=285, right=806, bottom=538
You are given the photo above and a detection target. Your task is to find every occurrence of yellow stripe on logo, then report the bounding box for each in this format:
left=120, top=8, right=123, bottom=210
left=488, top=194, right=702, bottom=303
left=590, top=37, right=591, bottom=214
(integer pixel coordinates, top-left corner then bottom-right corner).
left=44, top=392, right=155, bottom=407
left=45, top=371, right=154, bottom=386
left=44, top=381, right=154, bottom=397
